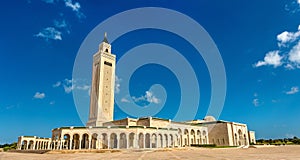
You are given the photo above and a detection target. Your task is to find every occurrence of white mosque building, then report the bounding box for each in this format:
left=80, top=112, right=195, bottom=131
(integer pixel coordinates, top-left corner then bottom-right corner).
left=17, top=34, right=256, bottom=150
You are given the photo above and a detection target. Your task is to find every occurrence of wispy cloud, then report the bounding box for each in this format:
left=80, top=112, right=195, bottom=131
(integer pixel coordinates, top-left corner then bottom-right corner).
left=132, top=91, right=160, bottom=106
left=286, top=86, right=299, bottom=95
left=115, top=76, right=121, bottom=94
left=121, top=97, right=130, bottom=103
left=50, top=101, right=55, bottom=105
left=33, top=92, right=46, bottom=99
left=34, top=27, right=62, bottom=41
left=42, top=0, right=55, bottom=3
left=53, top=78, right=90, bottom=94
left=53, top=81, right=61, bottom=88
left=252, top=98, right=260, bottom=107
left=53, top=19, right=69, bottom=33
left=64, top=0, right=85, bottom=19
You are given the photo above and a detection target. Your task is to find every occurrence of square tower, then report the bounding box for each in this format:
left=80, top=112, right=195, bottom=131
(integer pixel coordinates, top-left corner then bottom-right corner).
left=86, top=33, right=116, bottom=126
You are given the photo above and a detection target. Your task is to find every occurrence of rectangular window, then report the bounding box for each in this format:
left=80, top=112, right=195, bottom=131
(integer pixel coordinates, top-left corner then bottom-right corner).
left=104, top=61, right=112, bottom=67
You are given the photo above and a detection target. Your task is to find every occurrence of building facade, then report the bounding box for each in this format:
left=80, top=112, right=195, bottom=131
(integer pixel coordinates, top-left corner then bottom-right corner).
left=17, top=33, right=255, bottom=150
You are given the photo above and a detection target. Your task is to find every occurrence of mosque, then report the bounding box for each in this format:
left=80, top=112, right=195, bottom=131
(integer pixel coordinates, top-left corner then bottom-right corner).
left=17, top=34, right=256, bottom=150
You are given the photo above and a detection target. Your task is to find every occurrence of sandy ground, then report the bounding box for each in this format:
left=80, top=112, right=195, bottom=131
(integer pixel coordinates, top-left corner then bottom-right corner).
left=1, top=145, right=300, bottom=160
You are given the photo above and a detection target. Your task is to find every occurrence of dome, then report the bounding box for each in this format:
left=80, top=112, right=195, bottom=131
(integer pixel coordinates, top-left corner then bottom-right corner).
left=203, top=116, right=216, bottom=122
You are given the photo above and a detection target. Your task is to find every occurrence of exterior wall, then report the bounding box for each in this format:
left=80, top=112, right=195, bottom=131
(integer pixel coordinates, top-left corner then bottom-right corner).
left=207, top=123, right=230, bottom=146
left=150, top=118, right=171, bottom=128
left=205, top=121, right=250, bottom=146
left=230, top=122, right=249, bottom=146
left=248, top=131, right=256, bottom=144
left=137, top=118, right=151, bottom=127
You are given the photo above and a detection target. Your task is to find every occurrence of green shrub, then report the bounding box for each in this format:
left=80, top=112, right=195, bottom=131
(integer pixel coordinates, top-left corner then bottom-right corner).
left=191, top=144, right=217, bottom=147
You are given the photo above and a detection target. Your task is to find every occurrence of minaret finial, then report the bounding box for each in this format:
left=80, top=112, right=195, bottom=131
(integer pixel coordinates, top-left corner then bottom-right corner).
left=102, top=32, right=109, bottom=43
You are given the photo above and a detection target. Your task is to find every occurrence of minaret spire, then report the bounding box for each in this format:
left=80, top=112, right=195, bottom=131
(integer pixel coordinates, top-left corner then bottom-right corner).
left=103, top=32, right=109, bottom=43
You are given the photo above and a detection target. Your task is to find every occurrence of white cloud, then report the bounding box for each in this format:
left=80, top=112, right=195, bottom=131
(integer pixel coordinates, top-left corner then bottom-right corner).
left=298, top=0, right=300, bottom=5
left=35, top=27, right=62, bottom=41
left=50, top=101, right=55, bottom=105
left=277, top=26, right=300, bottom=46
left=33, top=92, right=45, bottom=99
left=286, top=86, right=299, bottom=95
left=53, top=81, right=61, bottom=88
left=254, top=51, right=283, bottom=68
left=252, top=98, right=260, bottom=107
left=121, top=98, right=130, bottom=103
left=115, top=76, right=121, bottom=94
left=288, top=41, right=300, bottom=64
left=132, top=91, right=160, bottom=105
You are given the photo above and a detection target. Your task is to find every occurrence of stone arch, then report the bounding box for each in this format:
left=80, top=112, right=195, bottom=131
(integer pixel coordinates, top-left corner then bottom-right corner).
left=138, top=133, right=144, bottom=148
left=202, top=130, right=207, bottom=144
left=28, top=140, right=34, bottom=150
left=63, top=134, right=71, bottom=149
left=151, top=133, right=157, bottom=148
left=72, top=134, right=80, bottom=149
left=145, top=133, right=151, bottom=148
left=110, top=133, right=118, bottom=149
left=21, top=140, right=27, bottom=150
left=81, top=133, right=89, bottom=149
left=91, top=133, right=98, bottom=149
left=184, top=129, right=189, bottom=146
left=164, top=134, right=168, bottom=147
left=158, top=134, right=163, bottom=148
left=191, top=129, right=196, bottom=144
left=244, top=134, right=247, bottom=146
left=129, top=133, right=135, bottom=148
left=170, top=134, right=173, bottom=147
left=238, top=130, right=243, bottom=146
left=119, top=133, right=127, bottom=149
left=178, top=129, right=182, bottom=146
left=234, top=133, right=238, bottom=146
left=101, top=133, right=108, bottom=149
left=197, top=130, right=201, bottom=144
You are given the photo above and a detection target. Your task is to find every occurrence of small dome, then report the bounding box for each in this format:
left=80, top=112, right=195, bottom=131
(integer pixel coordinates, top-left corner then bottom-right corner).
left=203, top=116, right=216, bottom=122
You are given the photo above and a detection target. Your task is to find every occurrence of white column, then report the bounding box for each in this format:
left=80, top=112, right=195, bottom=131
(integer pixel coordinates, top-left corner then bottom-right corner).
left=97, top=135, right=101, bottom=149
left=117, top=136, right=119, bottom=149
left=143, top=134, right=145, bottom=149
left=126, top=134, right=130, bottom=149
left=156, top=135, right=158, bottom=148
left=33, top=141, right=36, bottom=150
left=135, top=134, right=139, bottom=149
left=79, top=137, right=82, bottom=150
left=88, top=135, right=92, bottom=149
left=107, top=134, right=110, bottom=149
left=150, top=135, right=152, bottom=149
left=69, top=138, right=73, bottom=150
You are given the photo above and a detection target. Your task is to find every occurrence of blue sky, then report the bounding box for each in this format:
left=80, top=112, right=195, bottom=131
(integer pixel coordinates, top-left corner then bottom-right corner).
left=1, top=0, right=300, bottom=143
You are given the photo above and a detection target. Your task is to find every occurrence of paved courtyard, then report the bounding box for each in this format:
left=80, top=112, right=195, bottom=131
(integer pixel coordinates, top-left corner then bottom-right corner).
left=1, top=145, right=300, bottom=160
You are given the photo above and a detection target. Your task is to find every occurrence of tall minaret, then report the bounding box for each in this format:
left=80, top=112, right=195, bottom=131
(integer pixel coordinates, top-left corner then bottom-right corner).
left=87, top=33, right=116, bottom=126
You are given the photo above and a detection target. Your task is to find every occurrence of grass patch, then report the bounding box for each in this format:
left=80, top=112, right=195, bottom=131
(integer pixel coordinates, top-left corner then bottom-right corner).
left=191, top=144, right=237, bottom=148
